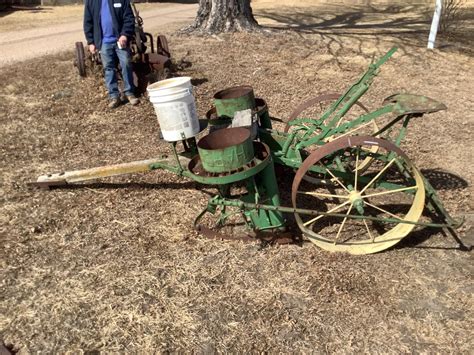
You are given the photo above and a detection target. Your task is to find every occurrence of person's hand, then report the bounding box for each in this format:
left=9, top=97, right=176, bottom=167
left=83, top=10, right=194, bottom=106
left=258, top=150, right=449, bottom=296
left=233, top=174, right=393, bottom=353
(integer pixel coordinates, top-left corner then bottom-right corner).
left=89, top=44, right=96, bottom=54
left=118, top=35, right=127, bottom=48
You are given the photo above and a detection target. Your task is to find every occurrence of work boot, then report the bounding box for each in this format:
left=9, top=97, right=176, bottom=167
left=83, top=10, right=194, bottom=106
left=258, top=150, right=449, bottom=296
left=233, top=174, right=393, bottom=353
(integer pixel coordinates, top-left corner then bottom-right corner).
left=126, top=95, right=139, bottom=106
left=108, top=97, right=121, bottom=109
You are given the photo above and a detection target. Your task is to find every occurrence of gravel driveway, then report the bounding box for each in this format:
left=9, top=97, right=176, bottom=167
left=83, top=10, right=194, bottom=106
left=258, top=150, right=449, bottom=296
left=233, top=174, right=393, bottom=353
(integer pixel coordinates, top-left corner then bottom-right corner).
left=0, top=3, right=197, bottom=67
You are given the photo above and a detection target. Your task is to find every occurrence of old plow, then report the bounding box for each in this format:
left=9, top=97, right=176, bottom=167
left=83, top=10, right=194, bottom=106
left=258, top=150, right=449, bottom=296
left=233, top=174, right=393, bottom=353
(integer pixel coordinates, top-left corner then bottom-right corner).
left=73, top=2, right=172, bottom=93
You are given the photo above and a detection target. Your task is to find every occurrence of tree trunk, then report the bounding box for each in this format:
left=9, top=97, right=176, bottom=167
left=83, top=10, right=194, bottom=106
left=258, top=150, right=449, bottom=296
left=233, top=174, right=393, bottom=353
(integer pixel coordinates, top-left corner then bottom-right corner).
left=184, top=0, right=260, bottom=34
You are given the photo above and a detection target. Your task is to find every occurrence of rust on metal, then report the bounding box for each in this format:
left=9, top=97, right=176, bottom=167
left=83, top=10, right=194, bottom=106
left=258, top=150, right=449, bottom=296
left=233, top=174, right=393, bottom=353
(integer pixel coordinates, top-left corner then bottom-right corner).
left=383, top=94, right=447, bottom=115
left=196, top=126, right=255, bottom=173
left=291, top=135, right=411, bottom=208
left=198, top=127, right=250, bottom=150
left=207, top=98, right=267, bottom=118
left=191, top=141, right=267, bottom=177
left=214, top=86, right=254, bottom=100
left=205, top=106, right=232, bottom=132
left=157, top=35, right=170, bottom=58
left=188, top=155, right=257, bottom=177
left=189, top=141, right=268, bottom=178
left=74, top=42, right=86, bottom=77
left=284, top=92, right=369, bottom=132
left=145, top=53, right=171, bottom=69
left=206, top=106, right=217, bottom=120
left=255, top=98, right=267, bottom=112
left=213, top=86, right=256, bottom=119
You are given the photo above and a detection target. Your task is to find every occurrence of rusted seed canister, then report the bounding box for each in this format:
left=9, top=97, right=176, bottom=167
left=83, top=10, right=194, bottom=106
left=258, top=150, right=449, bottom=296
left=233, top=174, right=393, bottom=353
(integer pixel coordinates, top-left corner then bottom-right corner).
left=197, top=127, right=255, bottom=173
left=213, top=86, right=256, bottom=119
left=206, top=106, right=232, bottom=133
left=255, top=98, right=272, bottom=129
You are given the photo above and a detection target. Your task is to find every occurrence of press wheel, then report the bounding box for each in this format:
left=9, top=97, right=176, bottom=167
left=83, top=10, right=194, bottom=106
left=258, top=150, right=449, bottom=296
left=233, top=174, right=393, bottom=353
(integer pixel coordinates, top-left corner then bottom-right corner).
left=284, top=92, right=371, bottom=133
left=287, top=92, right=378, bottom=178
left=292, top=135, right=425, bottom=255
left=74, top=42, right=87, bottom=77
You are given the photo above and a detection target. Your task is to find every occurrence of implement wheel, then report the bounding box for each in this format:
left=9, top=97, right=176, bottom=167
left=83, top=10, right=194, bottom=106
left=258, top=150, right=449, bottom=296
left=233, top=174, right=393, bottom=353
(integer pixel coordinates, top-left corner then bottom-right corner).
left=284, top=92, right=371, bottom=133
left=74, top=42, right=87, bottom=77
left=157, top=35, right=170, bottom=58
left=287, top=92, right=378, bottom=179
left=292, top=135, right=425, bottom=255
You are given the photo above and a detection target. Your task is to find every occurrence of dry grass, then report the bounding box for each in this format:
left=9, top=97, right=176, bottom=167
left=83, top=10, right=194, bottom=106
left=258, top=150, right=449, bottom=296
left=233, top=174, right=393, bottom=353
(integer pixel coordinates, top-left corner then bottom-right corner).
left=0, top=4, right=84, bottom=33
left=1, top=2, right=474, bottom=353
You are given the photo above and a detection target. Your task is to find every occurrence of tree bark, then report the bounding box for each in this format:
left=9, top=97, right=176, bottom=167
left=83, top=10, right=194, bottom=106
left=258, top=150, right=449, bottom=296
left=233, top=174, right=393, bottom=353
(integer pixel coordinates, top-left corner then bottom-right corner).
left=184, top=0, right=260, bottom=34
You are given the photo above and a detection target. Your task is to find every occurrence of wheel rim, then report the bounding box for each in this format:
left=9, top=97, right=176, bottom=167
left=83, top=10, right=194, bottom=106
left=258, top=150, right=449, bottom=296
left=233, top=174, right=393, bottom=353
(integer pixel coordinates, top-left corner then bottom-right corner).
left=74, top=42, right=86, bottom=77
left=284, top=92, right=370, bottom=132
left=157, top=35, right=170, bottom=58
left=292, top=136, right=425, bottom=255
left=286, top=93, right=378, bottom=180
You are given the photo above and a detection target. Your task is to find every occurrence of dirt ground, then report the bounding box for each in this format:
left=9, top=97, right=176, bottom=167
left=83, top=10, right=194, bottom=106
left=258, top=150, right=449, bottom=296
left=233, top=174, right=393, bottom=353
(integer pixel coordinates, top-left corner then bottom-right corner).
left=0, top=3, right=171, bottom=32
left=1, top=1, right=473, bottom=353
left=0, top=3, right=198, bottom=65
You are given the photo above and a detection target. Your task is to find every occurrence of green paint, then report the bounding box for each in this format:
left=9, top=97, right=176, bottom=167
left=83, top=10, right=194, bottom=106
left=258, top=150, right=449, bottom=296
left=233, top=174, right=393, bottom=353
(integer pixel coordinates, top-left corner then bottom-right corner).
left=198, top=139, right=254, bottom=174
left=213, top=86, right=256, bottom=119
left=241, top=159, right=285, bottom=230
left=152, top=47, right=457, bottom=241
left=197, top=128, right=255, bottom=173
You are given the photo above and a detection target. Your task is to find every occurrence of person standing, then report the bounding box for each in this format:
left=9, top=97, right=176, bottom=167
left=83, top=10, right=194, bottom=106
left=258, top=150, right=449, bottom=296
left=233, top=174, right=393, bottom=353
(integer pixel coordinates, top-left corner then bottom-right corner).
left=84, top=0, right=139, bottom=108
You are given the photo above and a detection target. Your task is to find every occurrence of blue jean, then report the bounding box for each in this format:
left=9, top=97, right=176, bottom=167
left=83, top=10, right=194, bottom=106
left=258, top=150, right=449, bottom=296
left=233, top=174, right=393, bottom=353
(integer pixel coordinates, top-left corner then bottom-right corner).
left=100, top=42, right=135, bottom=99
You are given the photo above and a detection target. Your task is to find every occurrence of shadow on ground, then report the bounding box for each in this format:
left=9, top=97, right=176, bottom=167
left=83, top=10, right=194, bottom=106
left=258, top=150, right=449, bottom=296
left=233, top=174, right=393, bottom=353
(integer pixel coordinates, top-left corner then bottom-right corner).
left=255, top=3, right=474, bottom=57
left=0, top=5, right=51, bottom=18
left=258, top=4, right=432, bottom=33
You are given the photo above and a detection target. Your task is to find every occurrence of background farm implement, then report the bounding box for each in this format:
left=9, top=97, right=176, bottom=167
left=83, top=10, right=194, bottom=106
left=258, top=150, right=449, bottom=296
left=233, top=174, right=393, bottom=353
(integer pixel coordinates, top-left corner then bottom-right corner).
left=73, top=2, right=172, bottom=93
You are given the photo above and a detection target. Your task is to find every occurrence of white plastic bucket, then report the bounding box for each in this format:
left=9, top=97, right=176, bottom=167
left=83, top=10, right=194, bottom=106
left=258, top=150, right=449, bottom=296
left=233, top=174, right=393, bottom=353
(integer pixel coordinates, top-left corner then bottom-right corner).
left=147, top=77, right=199, bottom=142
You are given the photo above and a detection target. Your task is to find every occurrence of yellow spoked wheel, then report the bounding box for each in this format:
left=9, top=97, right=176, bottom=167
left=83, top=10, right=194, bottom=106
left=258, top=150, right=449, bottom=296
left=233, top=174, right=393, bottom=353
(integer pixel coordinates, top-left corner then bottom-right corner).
left=292, top=135, right=425, bottom=255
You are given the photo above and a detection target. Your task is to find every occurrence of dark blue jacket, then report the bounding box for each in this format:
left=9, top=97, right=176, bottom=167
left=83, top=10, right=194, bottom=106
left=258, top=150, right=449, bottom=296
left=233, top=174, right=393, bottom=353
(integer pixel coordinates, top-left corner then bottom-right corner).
left=83, top=0, right=135, bottom=49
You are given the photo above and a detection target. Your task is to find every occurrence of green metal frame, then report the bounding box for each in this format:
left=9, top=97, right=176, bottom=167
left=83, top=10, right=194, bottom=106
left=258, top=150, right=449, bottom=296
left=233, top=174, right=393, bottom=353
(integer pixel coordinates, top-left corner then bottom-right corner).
left=210, top=47, right=461, bottom=243
left=145, top=47, right=461, bottom=240
left=34, top=46, right=468, bottom=250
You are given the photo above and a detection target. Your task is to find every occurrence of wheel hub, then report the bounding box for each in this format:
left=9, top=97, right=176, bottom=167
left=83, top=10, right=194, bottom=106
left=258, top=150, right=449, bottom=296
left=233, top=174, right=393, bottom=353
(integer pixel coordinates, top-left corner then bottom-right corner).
left=348, top=190, right=365, bottom=214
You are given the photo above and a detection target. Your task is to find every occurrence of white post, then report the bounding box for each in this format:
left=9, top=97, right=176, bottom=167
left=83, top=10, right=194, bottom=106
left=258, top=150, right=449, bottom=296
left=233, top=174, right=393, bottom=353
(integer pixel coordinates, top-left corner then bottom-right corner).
left=427, top=0, right=443, bottom=49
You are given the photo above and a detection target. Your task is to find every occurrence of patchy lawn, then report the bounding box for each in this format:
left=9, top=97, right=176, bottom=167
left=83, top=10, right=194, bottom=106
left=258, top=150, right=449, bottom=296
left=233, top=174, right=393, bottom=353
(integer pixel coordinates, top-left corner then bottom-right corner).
left=1, top=1, right=473, bottom=353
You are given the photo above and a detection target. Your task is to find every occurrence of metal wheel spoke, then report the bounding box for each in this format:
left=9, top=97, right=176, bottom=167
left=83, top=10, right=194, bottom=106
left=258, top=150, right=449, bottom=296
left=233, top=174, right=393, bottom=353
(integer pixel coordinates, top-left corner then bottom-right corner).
left=339, top=120, right=374, bottom=136
left=292, top=135, right=426, bottom=255
left=319, top=164, right=350, bottom=192
left=354, top=148, right=360, bottom=190
left=325, top=122, right=375, bottom=142
left=359, top=158, right=396, bottom=194
left=297, top=191, right=349, bottom=199
left=303, top=200, right=351, bottom=227
left=334, top=203, right=354, bottom=245
left=364, top=201, right=403, bottom=220
left=362, top=185, right=418, bottom=199
left=363, top=219, right=376, bottom=242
